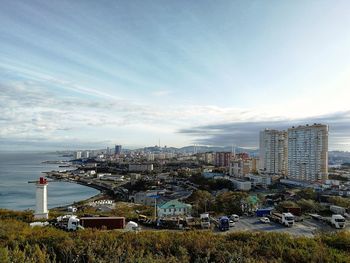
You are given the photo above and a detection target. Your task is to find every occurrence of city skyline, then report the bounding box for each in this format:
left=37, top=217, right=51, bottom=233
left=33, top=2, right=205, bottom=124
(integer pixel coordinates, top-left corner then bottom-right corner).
left=1, top=1, right=350, bottom=151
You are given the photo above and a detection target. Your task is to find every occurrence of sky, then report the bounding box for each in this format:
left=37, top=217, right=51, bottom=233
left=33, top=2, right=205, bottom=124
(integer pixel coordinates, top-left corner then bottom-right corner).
left=1, top=0, right=350, bottom=151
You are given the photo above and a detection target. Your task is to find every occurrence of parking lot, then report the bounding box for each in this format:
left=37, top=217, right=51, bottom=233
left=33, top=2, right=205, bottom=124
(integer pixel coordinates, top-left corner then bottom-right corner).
left=217, top=216, right=349, bottom=237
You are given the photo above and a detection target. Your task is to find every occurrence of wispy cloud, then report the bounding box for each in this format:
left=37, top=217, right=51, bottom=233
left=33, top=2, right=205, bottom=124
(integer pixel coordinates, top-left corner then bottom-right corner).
left=1, top=1, right=350, bottom=150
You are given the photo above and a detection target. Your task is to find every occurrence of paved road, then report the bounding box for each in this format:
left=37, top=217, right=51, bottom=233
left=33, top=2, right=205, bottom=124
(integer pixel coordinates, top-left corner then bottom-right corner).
left=220, top=216, right=316, bottom=237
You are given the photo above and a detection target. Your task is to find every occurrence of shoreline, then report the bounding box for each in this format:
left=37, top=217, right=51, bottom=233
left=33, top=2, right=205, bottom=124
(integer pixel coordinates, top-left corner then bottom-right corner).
left=44, top=174, right=107, bottom=210
left=50, top=191, right=105, bottom=211
left=44, top=173, right=118, bottom=211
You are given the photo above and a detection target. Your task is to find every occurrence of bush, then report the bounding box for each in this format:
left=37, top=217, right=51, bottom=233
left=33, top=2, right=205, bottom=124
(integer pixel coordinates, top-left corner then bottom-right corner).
left=1, top=217, right=350, bottom=262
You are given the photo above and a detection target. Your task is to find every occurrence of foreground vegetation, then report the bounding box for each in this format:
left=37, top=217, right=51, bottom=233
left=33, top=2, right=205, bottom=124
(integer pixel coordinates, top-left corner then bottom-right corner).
left=0, top=216, right=350, bottom=263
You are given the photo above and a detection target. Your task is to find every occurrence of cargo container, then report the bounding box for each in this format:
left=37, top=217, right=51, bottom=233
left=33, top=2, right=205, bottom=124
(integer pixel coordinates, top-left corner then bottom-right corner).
left=283, top=207, right=301, bottom=216
left=80, top=217, right=125, bottom=230
left=256, top=208, right=273, bottom=217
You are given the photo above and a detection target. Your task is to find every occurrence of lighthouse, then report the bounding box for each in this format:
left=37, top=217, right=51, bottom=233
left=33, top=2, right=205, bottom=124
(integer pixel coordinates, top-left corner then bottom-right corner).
left=34, top=177, right=49, bottom=219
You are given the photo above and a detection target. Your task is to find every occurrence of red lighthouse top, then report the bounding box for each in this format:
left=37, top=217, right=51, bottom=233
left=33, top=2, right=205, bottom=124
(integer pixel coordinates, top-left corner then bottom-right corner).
left=39, top=177, right=47, bottom=184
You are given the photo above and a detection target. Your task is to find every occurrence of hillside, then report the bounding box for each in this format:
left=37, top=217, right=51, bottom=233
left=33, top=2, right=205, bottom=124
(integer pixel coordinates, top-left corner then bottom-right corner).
left=0, top=210, right=349, bottom=263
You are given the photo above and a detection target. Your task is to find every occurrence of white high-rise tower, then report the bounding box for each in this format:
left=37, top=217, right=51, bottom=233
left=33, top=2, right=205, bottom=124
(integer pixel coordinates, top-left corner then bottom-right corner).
left=34, top=177, right=49, bottom=219
left=259, top=129, right=288, bottom=175
left=287, top=124, right=328, bottom=182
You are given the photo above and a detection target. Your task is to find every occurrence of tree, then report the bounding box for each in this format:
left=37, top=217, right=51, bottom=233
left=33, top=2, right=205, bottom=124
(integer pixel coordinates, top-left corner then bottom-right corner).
left=215, top=191, right=248, bottom=215
left=186, top=190, right=214, bottom=215
left=296, top=199, right=322, bottom=213
left=329, top=196, right=350, bottom=209
left=0, top=247, right=9, bottom=263
left=296, top=188, right=317, bottom=201
left=276, top=201, right=298, bottom=212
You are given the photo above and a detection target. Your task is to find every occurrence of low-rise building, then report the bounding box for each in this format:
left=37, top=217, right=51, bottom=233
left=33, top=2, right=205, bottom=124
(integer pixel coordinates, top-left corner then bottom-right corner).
left=130, top=190, right=167, bottom=206
left=245, top=174, right=272, bottom=187
left=230, top=179, right=251, bottom=191
left=128, top=163, right=154, bottom=172
left=157, top=200, right=192, bottom=218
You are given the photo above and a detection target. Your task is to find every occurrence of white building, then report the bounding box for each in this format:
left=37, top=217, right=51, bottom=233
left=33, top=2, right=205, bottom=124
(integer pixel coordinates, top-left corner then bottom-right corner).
left=74, top=151, right=82, bottom=159
left=259, top=129, right=288, bottom=176
left=230, top=179, right=251, bottom=191
left=287, top=124, right=328, bottom=182
left=34, top=177, right=49, bottom=219
left=82, top=151, right=90, bottom=158
left=146, top=153, right=155, bottom=161
left=245, top=174, right=272, bottom=187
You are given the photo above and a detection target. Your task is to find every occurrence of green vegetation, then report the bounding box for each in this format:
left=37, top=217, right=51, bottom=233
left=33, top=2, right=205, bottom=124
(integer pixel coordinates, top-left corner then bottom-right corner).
left=1, top=217, right=350, bottom=263
left=296, top=188, right=317, bottom=201
left=296, top=199, right=323, bottom=214
left=0, top=209, right=34, bottom=223
left=329, top=196, right=350, bottom=210
left=188, top=174, right=235, bottom=191
left=186, top=190, right=249, bottom=216
left=276, top=199, right=327, bottom=215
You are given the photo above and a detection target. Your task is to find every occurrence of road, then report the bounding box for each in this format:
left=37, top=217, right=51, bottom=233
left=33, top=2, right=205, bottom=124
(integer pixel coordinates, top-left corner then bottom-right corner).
left=219, top=216, right=316, bottom=237
left=216, top=216, right=350, bottom=237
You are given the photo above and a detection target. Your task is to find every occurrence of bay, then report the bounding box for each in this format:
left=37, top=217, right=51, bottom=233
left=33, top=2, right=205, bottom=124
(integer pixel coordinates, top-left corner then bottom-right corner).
left=0, top=151, right=99, bottom=210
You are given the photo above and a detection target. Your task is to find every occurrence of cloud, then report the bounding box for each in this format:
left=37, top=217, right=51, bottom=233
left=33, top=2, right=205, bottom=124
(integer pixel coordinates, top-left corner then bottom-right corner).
left=178, top=111, right=350, bottom=150
left=1, top=72, right=350, bottom=151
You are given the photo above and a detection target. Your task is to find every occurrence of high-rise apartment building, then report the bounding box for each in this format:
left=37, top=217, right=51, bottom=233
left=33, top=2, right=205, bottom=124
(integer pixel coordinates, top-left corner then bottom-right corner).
left=74, top=151, right=82, bottom=159
left=287, top=124, right=328, bottom=182
left=214, top=152, right=232, bottom=167
left=259, top=129, right=288, bottom=175
left=115, top=145, right=122, bottom=155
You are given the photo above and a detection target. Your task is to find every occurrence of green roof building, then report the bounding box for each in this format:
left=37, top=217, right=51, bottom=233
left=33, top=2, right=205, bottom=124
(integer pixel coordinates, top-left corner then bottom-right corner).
left=157, top=199, right=192, bottom=218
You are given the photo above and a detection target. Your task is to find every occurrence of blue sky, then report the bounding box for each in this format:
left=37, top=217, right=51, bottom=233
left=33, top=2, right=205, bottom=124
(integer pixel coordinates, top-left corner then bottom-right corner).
left=1, top=0, right=350, bottom=150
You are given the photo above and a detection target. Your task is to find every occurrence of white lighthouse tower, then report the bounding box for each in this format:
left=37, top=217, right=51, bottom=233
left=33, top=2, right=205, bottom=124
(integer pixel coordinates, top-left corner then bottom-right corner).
left=34, top=177, right=49, bottom=219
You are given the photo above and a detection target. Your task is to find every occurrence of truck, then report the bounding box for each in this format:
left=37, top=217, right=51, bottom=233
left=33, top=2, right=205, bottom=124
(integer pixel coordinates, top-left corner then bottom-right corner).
left=200, top=213, right=211, bottom=229
left=138, top=214, right=155, bottom=226
left=269, top=212, right=294, bottom=227
left=323, top=214, right=346, bottom=229
left=256, top=208, right=273, bottom=217
left=55, top=215, right=81, bottom=231
left=218, top=216, right=230, bottom=231
left=67, top=206, right=77, bottom=213
left=156, top=218, right=181, bottom=229
left=330, top=205, right=346, bottom=216
left=80, top=217, right=125, bottom=230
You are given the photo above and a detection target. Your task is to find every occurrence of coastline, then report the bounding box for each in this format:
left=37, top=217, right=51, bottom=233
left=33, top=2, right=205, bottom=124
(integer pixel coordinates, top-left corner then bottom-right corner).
left=50, top=191, right=104, bottom=211
left=44, top=173, right=109, bottom=210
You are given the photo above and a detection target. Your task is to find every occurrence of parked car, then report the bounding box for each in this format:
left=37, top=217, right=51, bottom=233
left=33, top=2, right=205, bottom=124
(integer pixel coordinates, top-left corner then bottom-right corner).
left=229, top=220, right=235, bottom=227
left=260, top=217, right=270, bottom=224
left=230, top=214, right=240, bottom=222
